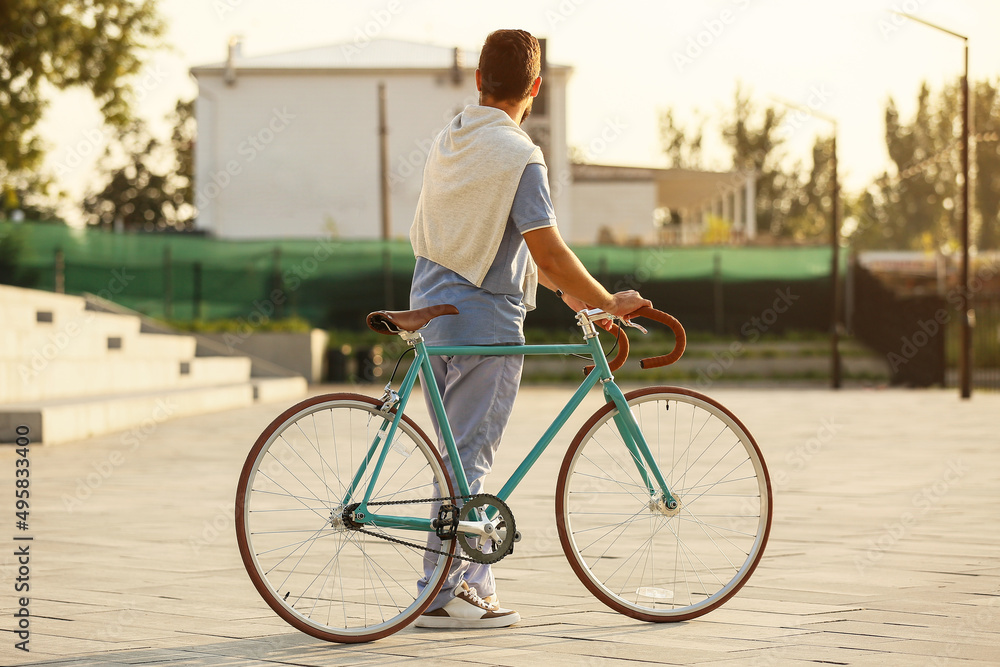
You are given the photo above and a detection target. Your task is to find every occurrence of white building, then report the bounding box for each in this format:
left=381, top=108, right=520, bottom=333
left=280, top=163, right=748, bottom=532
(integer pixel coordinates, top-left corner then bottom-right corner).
left=191, top=38, right=754, bottom=244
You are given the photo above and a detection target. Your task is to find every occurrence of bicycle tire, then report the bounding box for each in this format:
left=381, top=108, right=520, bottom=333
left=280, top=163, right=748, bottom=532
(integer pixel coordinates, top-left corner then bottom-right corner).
left=236, top=393, right=455, bottom=642
left=555, top=387, right=772, bottom=622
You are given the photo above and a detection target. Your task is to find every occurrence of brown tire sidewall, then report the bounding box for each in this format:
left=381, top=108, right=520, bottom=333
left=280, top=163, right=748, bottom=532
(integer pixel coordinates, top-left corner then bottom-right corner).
left=555, top=386, right=772, bottom=622
left=235, top=393, right=455, bottom=642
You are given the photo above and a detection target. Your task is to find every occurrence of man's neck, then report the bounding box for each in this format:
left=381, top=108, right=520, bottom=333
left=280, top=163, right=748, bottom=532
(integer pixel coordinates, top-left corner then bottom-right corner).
left=481, top=97, right=528, bottom=125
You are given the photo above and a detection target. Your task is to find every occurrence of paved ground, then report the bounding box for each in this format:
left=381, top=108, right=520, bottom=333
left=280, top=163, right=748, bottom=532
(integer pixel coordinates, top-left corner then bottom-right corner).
left=1, top=383, right=998, bottom=666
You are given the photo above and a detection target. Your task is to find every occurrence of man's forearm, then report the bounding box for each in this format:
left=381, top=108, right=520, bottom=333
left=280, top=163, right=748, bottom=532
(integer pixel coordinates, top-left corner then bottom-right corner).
left=525, top=228, right=613, bottom=310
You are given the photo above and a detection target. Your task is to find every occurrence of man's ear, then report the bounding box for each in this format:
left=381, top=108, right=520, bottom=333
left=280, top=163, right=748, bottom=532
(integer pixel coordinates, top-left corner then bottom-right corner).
left=475, top=69, right=482, bottom=92
left=530, top=76, right=542, bottom=98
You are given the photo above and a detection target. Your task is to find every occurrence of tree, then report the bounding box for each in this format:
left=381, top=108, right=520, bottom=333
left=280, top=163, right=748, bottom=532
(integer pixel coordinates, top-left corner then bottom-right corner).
left=974, top=79, right=1000, bottom=249
left=658, top=84, right=825, bottom=242
left=720, top=84, right=800, bottom=239
left=845, top=80, right=1000, bottom=251
left=0, top=226, right=40, bottom=287
left=658, top=108, right=704, bottom=169
left=83, top=98, right=195, bottom=231
left=782, top=136, right=835, bottom=242
left=0, top=0, right=164, bottom=189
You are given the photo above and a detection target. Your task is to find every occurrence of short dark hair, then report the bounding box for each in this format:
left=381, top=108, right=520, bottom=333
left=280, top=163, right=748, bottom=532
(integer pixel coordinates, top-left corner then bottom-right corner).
left=478, top=29, right=541, bottom=104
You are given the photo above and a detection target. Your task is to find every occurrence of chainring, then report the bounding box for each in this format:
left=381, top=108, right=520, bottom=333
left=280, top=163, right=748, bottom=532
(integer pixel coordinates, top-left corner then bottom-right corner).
left=456, top=494, right=516, bottom=564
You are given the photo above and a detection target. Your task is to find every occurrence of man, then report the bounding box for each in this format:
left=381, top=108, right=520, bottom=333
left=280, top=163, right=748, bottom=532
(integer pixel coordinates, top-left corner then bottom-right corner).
left=409, top=29, right=650, bottom=629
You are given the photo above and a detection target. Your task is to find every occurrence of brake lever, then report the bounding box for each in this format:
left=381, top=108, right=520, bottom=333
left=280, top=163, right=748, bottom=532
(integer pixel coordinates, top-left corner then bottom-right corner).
left=616, top=317, right=648, bottom=335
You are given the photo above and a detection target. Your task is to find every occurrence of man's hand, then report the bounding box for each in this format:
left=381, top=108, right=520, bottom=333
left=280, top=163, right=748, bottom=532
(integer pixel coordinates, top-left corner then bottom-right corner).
left=604, top=290, right=652, bottom=320
left=560, top=290, right=651, bottom=331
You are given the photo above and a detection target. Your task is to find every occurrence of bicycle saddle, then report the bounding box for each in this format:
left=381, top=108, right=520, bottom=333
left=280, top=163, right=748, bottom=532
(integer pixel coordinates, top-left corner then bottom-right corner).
left=366, top=304, right=459, bottom=334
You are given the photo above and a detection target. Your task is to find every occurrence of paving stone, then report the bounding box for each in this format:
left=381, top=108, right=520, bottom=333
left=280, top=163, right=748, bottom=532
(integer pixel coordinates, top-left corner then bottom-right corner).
left=3, top=386, right=999, bottom=666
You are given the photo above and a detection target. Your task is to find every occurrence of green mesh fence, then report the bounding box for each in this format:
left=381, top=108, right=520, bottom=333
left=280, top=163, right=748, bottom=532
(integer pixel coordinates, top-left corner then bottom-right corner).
left=3, top=222, right=844, bottom=332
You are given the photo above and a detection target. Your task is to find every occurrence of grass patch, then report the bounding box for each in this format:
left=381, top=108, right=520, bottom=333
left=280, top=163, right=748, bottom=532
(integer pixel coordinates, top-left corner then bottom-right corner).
left=169, top=316, right=313, bottom=334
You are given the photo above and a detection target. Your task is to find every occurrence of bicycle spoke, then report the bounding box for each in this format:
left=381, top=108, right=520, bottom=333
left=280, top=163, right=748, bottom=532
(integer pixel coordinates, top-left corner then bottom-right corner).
left=558, top=389, right=771, bottom=621
left=237, top=396, right=454, bottom=641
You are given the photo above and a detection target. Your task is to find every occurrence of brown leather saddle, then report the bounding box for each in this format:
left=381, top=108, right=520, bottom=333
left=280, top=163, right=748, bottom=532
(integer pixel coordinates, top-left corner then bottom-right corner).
left=366, top=304, right=459, bottom=335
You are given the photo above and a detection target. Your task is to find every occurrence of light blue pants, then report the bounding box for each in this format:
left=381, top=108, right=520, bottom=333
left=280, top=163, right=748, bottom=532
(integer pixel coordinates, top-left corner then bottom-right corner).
left=416, top=353, right=523, bottom=610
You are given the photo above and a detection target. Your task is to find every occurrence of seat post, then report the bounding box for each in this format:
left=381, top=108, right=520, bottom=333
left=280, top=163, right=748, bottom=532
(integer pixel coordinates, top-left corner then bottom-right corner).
left=400, top=330, right=423, bottom=346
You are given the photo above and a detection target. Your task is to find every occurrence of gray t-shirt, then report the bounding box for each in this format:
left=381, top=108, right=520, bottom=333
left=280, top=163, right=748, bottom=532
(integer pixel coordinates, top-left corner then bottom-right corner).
left=410, top=162, right=557, bottom=345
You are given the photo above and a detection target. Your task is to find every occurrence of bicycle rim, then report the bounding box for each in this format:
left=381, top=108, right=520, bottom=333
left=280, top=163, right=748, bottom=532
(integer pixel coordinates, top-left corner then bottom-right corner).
left=236, top=394, right=454, bottom=642
left=556, top=387, right=771, bottom=621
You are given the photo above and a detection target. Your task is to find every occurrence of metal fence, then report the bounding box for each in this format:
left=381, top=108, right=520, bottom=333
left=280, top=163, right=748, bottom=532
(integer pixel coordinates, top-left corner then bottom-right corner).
left=948, top=295, right=1000, bottom=391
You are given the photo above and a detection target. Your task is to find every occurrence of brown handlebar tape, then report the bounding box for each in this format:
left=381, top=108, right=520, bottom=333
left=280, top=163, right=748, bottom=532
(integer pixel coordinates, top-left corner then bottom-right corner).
left=633, top=306, right=686, bottom=368
left=582, top=307, right=686, bottom=375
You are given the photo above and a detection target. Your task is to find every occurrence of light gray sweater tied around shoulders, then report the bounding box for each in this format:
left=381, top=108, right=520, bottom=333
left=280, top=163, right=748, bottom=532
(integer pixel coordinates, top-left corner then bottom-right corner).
left=410, top=105, right=546, bottom=309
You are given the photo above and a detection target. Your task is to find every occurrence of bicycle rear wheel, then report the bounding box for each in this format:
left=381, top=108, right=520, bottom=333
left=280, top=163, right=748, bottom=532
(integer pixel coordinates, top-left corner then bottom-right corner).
left=236, top=393, right=454, bottom=643
left=556, top=387, right=771, bottom=621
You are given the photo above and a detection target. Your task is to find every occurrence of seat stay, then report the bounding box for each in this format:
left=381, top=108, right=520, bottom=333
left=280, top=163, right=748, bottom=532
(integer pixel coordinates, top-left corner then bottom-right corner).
left=345, top=354, right=424, bottom=510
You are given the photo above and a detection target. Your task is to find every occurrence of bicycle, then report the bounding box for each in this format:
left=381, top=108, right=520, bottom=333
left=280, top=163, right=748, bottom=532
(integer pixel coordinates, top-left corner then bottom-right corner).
left=235, top=304, right=772, bottom=643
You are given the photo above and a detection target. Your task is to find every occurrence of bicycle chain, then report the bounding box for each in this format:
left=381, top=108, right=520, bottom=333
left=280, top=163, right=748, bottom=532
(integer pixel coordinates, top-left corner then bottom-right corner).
left=344, top=494, right=498, bottom=564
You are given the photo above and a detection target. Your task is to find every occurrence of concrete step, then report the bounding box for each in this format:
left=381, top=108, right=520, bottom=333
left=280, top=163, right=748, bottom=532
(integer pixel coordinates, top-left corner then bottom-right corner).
left=1, top=355, right=252, bottom=402
left=183, top=356, right=253, bottom=386
left=0, top=283, right=89, bottom=310
left=252, top=376, right=310, bottom=404
left=0, top=379, right=308, bottom=445
left=0, top=300, right=141, bottom=335
left=109, top=332, right=197, bottom=359
left=0, top=326, right=197, bottom=362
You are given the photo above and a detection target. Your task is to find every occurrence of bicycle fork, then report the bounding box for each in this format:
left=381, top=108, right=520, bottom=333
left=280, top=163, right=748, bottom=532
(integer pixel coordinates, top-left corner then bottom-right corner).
left=602, top=382, right=681, bottom=514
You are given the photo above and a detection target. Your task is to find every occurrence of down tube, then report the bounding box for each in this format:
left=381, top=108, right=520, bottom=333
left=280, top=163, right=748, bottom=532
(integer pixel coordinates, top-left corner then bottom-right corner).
left=494, top=367, right=605, bottom=502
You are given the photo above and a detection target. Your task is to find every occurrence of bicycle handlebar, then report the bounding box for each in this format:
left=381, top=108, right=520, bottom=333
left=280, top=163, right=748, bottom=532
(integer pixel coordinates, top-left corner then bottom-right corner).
left=632, top=306, right=686, bottom=369
left=581, top=306, right=685, bottom=375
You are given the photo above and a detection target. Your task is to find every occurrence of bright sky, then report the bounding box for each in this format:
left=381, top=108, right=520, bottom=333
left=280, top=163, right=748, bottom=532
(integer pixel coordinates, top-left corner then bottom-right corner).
left=40, top=0, right=1000, bottom=225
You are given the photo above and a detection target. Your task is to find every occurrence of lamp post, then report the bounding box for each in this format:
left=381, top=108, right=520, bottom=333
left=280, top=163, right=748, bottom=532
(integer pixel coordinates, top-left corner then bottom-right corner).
left=378, top=82, right=393, bottom=309
left=771, top=97, right=842, bottom=389
left=893, top=12, right=971, bottom=399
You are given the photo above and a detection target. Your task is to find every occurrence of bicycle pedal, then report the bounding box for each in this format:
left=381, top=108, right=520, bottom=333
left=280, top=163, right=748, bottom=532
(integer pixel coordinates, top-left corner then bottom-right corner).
left=433, top=504, right=459, bottom=539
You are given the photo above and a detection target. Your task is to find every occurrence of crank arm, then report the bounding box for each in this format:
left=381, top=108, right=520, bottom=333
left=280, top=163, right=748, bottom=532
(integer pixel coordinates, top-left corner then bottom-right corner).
left=456, top=519, right=499, bottom=540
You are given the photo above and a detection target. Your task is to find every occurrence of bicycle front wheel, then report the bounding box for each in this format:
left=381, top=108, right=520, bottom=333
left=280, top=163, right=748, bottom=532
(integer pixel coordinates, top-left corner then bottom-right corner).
left=236, top=393, right=455, bottom=643
left=556, top=387, right=771, bottom=621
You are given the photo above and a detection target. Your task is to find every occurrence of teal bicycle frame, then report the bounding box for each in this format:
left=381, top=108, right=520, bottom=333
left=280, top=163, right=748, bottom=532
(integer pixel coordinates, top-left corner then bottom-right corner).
left=345, top=324, right=678, bottom=534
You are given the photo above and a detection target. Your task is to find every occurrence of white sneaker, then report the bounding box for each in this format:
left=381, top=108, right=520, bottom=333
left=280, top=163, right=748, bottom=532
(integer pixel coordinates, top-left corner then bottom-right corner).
left=414, top=581, right=520, bottom=629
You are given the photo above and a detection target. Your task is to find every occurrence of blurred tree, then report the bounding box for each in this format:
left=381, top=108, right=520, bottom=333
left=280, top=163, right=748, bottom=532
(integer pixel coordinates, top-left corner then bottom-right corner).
left=0, top=0, right=164, bottom=193
left=1, top=185, right=59, bottom=221
left=83, top=98, right=195, bottom=230
left=721, top=84, right=803, bottom=239
left=782, top=136, right=835, bottom=242
left=0, top=226, right=40, bottom=287
left=168, top=97, right=196, bottom=221
left=658, top=108, right=704, bottom=169
left=974, top=80, right=1000, bottom=249
left=846, top=80, right=1000, bottom=251
left=659, top=84, right=818, bottom=242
